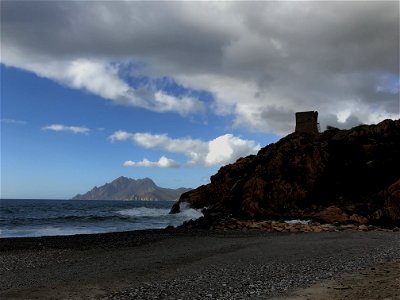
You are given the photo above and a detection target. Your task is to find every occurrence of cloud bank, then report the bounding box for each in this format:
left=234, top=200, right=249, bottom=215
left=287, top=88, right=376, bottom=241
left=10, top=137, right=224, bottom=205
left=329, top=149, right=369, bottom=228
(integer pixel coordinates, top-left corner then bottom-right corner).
left=110, top=131, right=260, bottom=167
left=42, top=124, right=90, bottom=135
left=2, top=1, right=399, bottom=134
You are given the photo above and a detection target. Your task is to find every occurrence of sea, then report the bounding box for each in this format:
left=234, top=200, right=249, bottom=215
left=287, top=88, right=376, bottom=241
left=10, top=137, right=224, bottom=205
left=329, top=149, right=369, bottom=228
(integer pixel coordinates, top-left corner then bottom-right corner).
left=0, top=199, right=203, bottom=238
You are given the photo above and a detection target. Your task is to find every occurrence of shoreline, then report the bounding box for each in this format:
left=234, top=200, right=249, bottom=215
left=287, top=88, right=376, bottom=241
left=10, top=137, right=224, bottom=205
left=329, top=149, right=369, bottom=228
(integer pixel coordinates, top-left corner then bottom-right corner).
left=1, top=221, right=397, bottom=251
left=1, top=229, right=399, bottom=299
left=1, top=220, right=397, bottom=243
left=0, top=228, right=182, bottom=251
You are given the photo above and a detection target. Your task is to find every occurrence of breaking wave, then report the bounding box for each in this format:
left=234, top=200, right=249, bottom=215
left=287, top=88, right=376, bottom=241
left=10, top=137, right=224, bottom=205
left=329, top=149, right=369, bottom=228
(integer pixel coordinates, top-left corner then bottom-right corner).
left=1, top=199, right=203, bottom=238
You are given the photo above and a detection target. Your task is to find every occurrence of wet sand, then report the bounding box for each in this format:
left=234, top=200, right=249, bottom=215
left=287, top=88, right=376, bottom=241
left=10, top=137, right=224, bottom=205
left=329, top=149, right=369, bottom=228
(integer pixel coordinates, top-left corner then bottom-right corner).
left=1, top=229, right=399, bottom=299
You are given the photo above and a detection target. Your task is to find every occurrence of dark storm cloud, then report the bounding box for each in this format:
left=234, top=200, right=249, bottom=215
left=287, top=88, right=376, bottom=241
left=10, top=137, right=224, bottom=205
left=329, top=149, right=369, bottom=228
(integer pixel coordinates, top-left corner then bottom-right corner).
left=1, top=1, right=398, bottom=134
left=1, top=1, right=230, bottom=69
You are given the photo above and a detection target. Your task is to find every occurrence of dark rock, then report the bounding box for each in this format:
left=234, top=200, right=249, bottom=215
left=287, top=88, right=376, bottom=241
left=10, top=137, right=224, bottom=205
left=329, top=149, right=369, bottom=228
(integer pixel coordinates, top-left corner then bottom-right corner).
left=313, top=206, right=349, bottom=224
left=384, top=179, right=400, bottom=223
left=171, top=119, right=400, bottom=227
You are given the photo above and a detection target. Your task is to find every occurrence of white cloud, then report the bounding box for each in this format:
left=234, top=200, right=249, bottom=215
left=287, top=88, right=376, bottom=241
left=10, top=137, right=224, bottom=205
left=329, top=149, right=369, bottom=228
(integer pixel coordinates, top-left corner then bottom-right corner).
left=64, top=60, right=130, bottom=100
left=1, top=118, right=27, bottom=125
left=2, top=57, right=204, bottom=116
left=205, top=134, right=259, bottom=166
left=152, top=91, right=205, bottom=116
left=42, top=124, right=90, bottom=135
left=110, top=131, right=260, bottom=167
left=109, top=130, right=133, bottom=142
left=123, top=156, right=180, bottom=168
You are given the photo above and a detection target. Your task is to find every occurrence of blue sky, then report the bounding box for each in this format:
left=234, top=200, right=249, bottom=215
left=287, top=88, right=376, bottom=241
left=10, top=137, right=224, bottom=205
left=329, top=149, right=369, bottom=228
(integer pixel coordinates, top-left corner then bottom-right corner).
left=1, top=64, right=274, bottom=198
left=1, top=1, right=399, bottom=199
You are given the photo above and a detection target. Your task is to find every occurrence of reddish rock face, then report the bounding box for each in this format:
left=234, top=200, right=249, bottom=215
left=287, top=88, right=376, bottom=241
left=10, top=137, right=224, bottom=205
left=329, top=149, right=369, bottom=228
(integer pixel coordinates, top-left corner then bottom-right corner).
left=313, top=206, right=348, bottom=224
left=171, top=119, right=400, bottom=226
left=384, top=179, right=400, bottom=222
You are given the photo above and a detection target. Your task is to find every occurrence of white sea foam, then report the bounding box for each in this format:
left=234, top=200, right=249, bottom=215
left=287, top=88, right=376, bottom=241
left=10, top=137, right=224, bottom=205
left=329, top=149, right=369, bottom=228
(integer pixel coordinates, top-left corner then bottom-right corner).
left=118, top=204, right=203, bottom=220
left=285, top=219, right=311, bottom=225
left=177, top=202, right=203, bottom=219
left=116, top=204, right=203, bottom=229
left=178, top=206, right=203, bottom=220
left=117, top=207, right=170, bottom=218
left=0, top=226, right=94, bottom=238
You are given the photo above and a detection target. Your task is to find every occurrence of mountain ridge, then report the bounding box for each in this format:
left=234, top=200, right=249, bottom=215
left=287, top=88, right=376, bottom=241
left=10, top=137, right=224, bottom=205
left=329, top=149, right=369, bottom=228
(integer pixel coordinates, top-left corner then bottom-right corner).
left=72, top=177, right=191, bottom=201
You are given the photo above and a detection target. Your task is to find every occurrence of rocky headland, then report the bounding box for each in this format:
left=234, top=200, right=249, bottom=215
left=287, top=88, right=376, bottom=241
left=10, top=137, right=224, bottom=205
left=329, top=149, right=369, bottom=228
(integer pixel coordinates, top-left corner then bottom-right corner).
left=72, top=177, right=191, bottom=201
left=171, top=119, right=400, bottom=230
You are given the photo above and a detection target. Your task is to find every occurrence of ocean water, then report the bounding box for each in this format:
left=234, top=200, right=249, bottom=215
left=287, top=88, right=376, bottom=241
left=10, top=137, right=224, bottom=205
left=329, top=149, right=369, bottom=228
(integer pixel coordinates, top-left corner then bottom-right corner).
left=0, top=199, right=203, bottom=238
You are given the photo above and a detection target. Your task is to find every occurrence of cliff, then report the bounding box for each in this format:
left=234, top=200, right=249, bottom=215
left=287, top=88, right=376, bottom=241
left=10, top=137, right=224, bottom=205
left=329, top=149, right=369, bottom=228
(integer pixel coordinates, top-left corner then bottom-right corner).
left=72, top=177, right=191, bottom=201
left=171, top=119, right=400, bottom=226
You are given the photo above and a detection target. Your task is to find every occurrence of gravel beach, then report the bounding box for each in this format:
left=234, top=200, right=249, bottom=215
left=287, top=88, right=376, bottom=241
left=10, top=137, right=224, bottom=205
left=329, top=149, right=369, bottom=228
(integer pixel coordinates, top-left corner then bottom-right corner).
left=1, top=229, right=399, bottom=299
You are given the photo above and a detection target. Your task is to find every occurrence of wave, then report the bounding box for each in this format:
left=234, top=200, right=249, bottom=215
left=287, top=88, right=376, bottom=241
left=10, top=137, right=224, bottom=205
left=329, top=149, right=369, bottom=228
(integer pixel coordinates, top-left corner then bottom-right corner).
left=0, top=203, right=204, bottom=238
left=117, top=207, right=171, bottom=218
left=0, top=214, right=132, bottom=226
left=0, top=227, right=96, bottom=238
left=1, top=206, right=203, bottom=227
left=117, top=206, right=203, bottom=221
left=177, top=207, right=203, bottom=220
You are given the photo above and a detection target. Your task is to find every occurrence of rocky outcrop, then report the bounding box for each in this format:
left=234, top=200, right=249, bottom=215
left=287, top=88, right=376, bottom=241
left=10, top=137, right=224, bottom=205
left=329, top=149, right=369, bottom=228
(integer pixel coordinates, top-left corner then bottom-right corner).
left=312, top=206, right=368, bottom=225
left=73, top=177, right=191, bottom=201
left=171, top=119, right=400, bottom=226
left=384, top=179, right=400, bottom=222
left=179, top=216, right=394, bottom=233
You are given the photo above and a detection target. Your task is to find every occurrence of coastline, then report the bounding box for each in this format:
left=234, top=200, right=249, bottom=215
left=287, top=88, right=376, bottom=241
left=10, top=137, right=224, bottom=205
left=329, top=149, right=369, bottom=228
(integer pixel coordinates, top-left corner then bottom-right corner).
left=1, top=229, right=399, bottom=299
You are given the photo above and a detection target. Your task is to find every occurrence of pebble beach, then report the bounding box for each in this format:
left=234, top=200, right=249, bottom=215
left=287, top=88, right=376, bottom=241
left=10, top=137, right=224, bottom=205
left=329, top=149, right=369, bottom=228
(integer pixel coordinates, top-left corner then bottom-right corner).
left=1, top=229, right=399, bottom=299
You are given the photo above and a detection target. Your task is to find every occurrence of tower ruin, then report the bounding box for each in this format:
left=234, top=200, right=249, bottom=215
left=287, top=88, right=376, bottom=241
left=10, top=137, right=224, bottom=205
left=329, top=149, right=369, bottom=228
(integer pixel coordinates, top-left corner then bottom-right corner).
left=295, top=111, right=319, bottom=134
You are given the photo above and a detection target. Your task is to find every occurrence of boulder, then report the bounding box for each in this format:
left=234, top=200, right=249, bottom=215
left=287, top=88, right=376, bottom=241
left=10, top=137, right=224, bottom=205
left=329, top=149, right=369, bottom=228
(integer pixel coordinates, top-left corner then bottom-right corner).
left=313, top=206, right=348, bottom=224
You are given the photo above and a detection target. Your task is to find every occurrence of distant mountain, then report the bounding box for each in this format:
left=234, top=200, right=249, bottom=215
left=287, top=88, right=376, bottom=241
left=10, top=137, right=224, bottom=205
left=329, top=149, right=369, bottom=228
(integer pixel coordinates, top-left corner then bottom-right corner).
left=72, top=177, right=192, bottom=201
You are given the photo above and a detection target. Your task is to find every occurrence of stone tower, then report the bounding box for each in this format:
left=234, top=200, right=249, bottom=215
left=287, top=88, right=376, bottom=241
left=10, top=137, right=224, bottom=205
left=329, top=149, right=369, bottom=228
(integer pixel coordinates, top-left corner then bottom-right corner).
left=295, top=111, right=319, bottom=134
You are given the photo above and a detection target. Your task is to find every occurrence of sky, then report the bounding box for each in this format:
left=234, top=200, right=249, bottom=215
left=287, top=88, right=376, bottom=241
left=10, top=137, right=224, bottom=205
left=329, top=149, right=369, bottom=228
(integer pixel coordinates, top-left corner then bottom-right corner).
left=1, top=1, right=399, bottom=199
